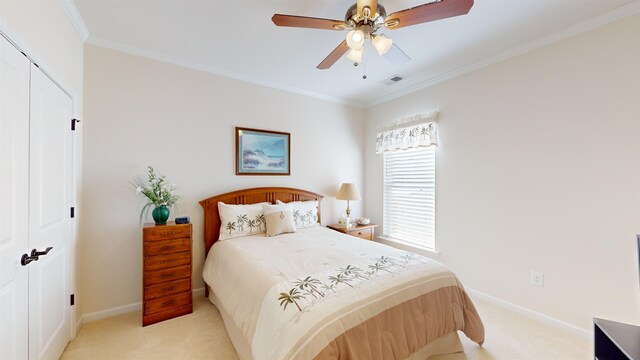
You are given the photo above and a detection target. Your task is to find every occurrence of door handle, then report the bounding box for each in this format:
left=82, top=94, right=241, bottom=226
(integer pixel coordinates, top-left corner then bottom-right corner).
left=31, top=246, right=53, bottom=257
left=21, top=253, right=39, bottom=266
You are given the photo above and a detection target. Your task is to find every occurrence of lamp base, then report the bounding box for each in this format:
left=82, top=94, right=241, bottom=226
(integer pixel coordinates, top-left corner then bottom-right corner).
left=338, top=216, right=353, bottom=228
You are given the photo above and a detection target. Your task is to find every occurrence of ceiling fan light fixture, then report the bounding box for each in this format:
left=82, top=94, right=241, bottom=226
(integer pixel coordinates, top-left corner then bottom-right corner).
left=346, top=29, right=365, bottom=50
left=372, top=34, right=393, bottom=55
left=272, top=0, right=475, bottom=70
left=346, top=48, right=363, bottom=63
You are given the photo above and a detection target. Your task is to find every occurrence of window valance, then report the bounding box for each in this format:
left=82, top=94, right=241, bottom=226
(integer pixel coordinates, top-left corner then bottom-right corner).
left=375, top=112, right=438, bottom=154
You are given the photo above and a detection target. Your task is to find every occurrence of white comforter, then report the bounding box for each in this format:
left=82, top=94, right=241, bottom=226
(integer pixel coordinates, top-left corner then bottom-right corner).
left=202, top=226, right=469, bottom=360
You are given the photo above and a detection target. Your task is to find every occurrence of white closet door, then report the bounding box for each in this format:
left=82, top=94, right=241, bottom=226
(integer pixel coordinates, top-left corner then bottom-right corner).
left=0, top=35, right=30, bottom=360
left=28, top=64, right=73, bottom=360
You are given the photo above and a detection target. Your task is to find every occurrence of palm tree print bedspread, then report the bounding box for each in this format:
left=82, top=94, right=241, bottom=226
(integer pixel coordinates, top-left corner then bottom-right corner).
left=278, top=253, right=426, bottom=313
left=251, top=250, right=462, bottom=360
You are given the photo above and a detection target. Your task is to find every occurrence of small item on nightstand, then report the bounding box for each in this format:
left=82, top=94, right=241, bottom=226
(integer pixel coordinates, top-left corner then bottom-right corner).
left=175, top=216, right=190, bottom=224
left=355, top=217, right=370, bottom=225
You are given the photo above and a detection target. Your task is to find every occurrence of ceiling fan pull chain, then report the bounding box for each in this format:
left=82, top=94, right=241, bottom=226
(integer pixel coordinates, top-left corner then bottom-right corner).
left=362, top=49, right=368, bottom=80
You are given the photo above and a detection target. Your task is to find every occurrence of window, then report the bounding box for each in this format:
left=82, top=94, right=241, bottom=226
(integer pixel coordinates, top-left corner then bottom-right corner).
left=383, top=146, right=435, bottom=251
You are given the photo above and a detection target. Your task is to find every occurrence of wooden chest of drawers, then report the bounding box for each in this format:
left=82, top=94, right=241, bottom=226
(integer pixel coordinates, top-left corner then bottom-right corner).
left=327, top=223, right=378, bottom=240
left=143, top=222, right=193, bottom=326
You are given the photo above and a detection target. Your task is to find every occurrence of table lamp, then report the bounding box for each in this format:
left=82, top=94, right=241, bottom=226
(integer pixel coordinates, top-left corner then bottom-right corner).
left=336, top=183, right=361, bottom=227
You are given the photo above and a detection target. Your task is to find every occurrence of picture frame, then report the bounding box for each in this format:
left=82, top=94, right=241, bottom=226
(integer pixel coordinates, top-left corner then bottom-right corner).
left=236, top=127, right=290, bottom=176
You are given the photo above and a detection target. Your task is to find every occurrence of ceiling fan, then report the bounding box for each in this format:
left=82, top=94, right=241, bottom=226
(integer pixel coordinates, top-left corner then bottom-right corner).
left=272, top=0, right=474, bottom=70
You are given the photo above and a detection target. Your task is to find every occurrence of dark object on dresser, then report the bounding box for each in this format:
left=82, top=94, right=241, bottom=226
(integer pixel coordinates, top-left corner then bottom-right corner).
left=594, top=317, right=640, bottom=360
left=175, top=216, right=190, bottom=224
left=142, top=222, right=193, bottom=326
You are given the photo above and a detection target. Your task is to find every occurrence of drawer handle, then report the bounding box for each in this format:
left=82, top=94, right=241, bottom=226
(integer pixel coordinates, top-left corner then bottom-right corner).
left=161, top=300, right=176, bottom=307
left=160, top=231, right=176, bottom=236
left=160, top=273, right=176, bottom=279
left=358, top=232, right=362, bottom=235
left=160, top=245, right=176, bottom=251
left=160, top=259, right=177, bottom=264
left=161, top=286, right=175, bottom=293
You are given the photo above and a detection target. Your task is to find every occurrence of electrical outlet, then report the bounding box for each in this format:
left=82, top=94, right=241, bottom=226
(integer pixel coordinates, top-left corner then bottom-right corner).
left=530, top=271, right=544, bottom=287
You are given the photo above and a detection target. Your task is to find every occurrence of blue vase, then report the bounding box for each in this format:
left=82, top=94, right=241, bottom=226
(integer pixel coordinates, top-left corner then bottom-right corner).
left=152, top=205, right=170, bottom=225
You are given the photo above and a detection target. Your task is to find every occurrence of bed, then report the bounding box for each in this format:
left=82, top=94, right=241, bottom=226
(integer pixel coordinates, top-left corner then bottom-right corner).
left=200, top=187, right=484, bottom=360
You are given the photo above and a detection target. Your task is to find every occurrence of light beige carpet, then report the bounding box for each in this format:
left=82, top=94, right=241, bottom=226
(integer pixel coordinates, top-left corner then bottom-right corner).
left=61, top=295, right=591, bottom=359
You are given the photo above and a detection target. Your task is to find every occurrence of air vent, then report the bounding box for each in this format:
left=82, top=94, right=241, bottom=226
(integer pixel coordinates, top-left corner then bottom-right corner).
left=381, top=75, right=405, bottom=86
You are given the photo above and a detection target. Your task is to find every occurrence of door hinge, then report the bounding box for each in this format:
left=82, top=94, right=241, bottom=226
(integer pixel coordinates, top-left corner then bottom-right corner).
left=70, top=294, right=75, bottom=306
left=70, top=207, right=75, bottom=218
left=71, top=118, right=81, bottom=131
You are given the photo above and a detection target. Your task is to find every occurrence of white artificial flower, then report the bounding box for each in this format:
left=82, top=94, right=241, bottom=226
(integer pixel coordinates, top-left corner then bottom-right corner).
left=136, top=186, right=142, bottom=194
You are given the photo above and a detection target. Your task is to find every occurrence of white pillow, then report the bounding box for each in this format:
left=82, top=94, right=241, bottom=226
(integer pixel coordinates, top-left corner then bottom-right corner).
left=276, top=200, right=319, bottom=228
left=262, top=203, right=296, bottom=237
left=218, top=202, right=269, bottom=240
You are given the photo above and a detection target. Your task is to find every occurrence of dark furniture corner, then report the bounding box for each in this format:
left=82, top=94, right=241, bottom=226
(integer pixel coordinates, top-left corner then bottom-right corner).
left=594, top=317, right=640, bottom=360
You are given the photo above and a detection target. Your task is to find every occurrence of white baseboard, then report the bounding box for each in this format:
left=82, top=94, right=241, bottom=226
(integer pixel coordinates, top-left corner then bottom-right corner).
left=466, top=288, right=591, bottom=339
left=77, top=287, right=207, bottom=329
left=192, top=287, right=205, bottom=297
left=77, top=301, right=141, bottom=329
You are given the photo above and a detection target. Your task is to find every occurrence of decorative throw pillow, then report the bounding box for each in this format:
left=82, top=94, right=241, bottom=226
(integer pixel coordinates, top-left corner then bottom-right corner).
left=276, top=200, right=319, bottom=228
left=262, top=203, right=296, bottom=237
left=218, top=202, right=270, bottom=241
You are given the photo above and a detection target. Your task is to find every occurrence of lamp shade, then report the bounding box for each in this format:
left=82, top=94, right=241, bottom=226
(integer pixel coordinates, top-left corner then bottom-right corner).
left=336, top=183, right=361, bottom=201
left=346, top=48, right=363, bottom=63
left=372, top=34, right=393, bottom=55
left=346, top=29, right=365, bottom=50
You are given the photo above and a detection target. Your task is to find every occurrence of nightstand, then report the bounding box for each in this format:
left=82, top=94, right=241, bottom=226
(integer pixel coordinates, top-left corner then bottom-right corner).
left=327, top=223, right=378, bottom=241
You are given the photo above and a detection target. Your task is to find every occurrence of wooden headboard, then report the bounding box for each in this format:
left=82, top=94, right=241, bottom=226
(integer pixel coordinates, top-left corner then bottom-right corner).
left=199, top=187, right=324, bottom=258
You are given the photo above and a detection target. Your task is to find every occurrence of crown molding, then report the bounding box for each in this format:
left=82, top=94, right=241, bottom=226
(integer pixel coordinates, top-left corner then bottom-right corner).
left=57, top=0, right=365, bottom=108
left=59, top=0, right=89, bottom=41
left=86, top=35, right=365, bottom=109
left=365, top=0, right=640, bottom=107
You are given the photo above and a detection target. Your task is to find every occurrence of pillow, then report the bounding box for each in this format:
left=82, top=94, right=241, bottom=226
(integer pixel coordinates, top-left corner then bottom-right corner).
left=262, top=204, right=296, bottom=237
left=218, top=202, right=270, bottom=241
left=276, top=200, right=319, bottom=228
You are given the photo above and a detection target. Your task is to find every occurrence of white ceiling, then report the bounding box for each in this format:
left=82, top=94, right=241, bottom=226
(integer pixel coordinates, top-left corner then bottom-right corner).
left=71, top=0, right=636, bottom=106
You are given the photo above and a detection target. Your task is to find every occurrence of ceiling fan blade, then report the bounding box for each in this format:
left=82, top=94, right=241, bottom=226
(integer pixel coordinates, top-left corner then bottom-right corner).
left=383, top=44, right=411, bottom=65
left=357, top=0, right=378, bottom=19
left=317, top=41, right=350, bottom=70
left=384, top=0, right=473, bottom=30
left=272, top=14, right=347, bottom=30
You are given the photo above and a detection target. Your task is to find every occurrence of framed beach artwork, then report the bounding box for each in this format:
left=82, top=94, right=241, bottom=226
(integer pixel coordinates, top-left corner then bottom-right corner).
left=236, top=127, right=290, bottom=175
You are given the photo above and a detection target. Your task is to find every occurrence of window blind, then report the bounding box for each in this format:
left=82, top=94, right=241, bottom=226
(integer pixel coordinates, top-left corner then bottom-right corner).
left=383, top=147, right=435, bottom=250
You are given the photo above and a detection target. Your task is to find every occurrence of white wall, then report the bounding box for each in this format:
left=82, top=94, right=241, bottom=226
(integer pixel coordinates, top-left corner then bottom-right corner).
left=364, top=14, right=640, bottom=331
left=0, top=0, right=84, bottom=328
left=81, top=45, right=365, bottom=316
